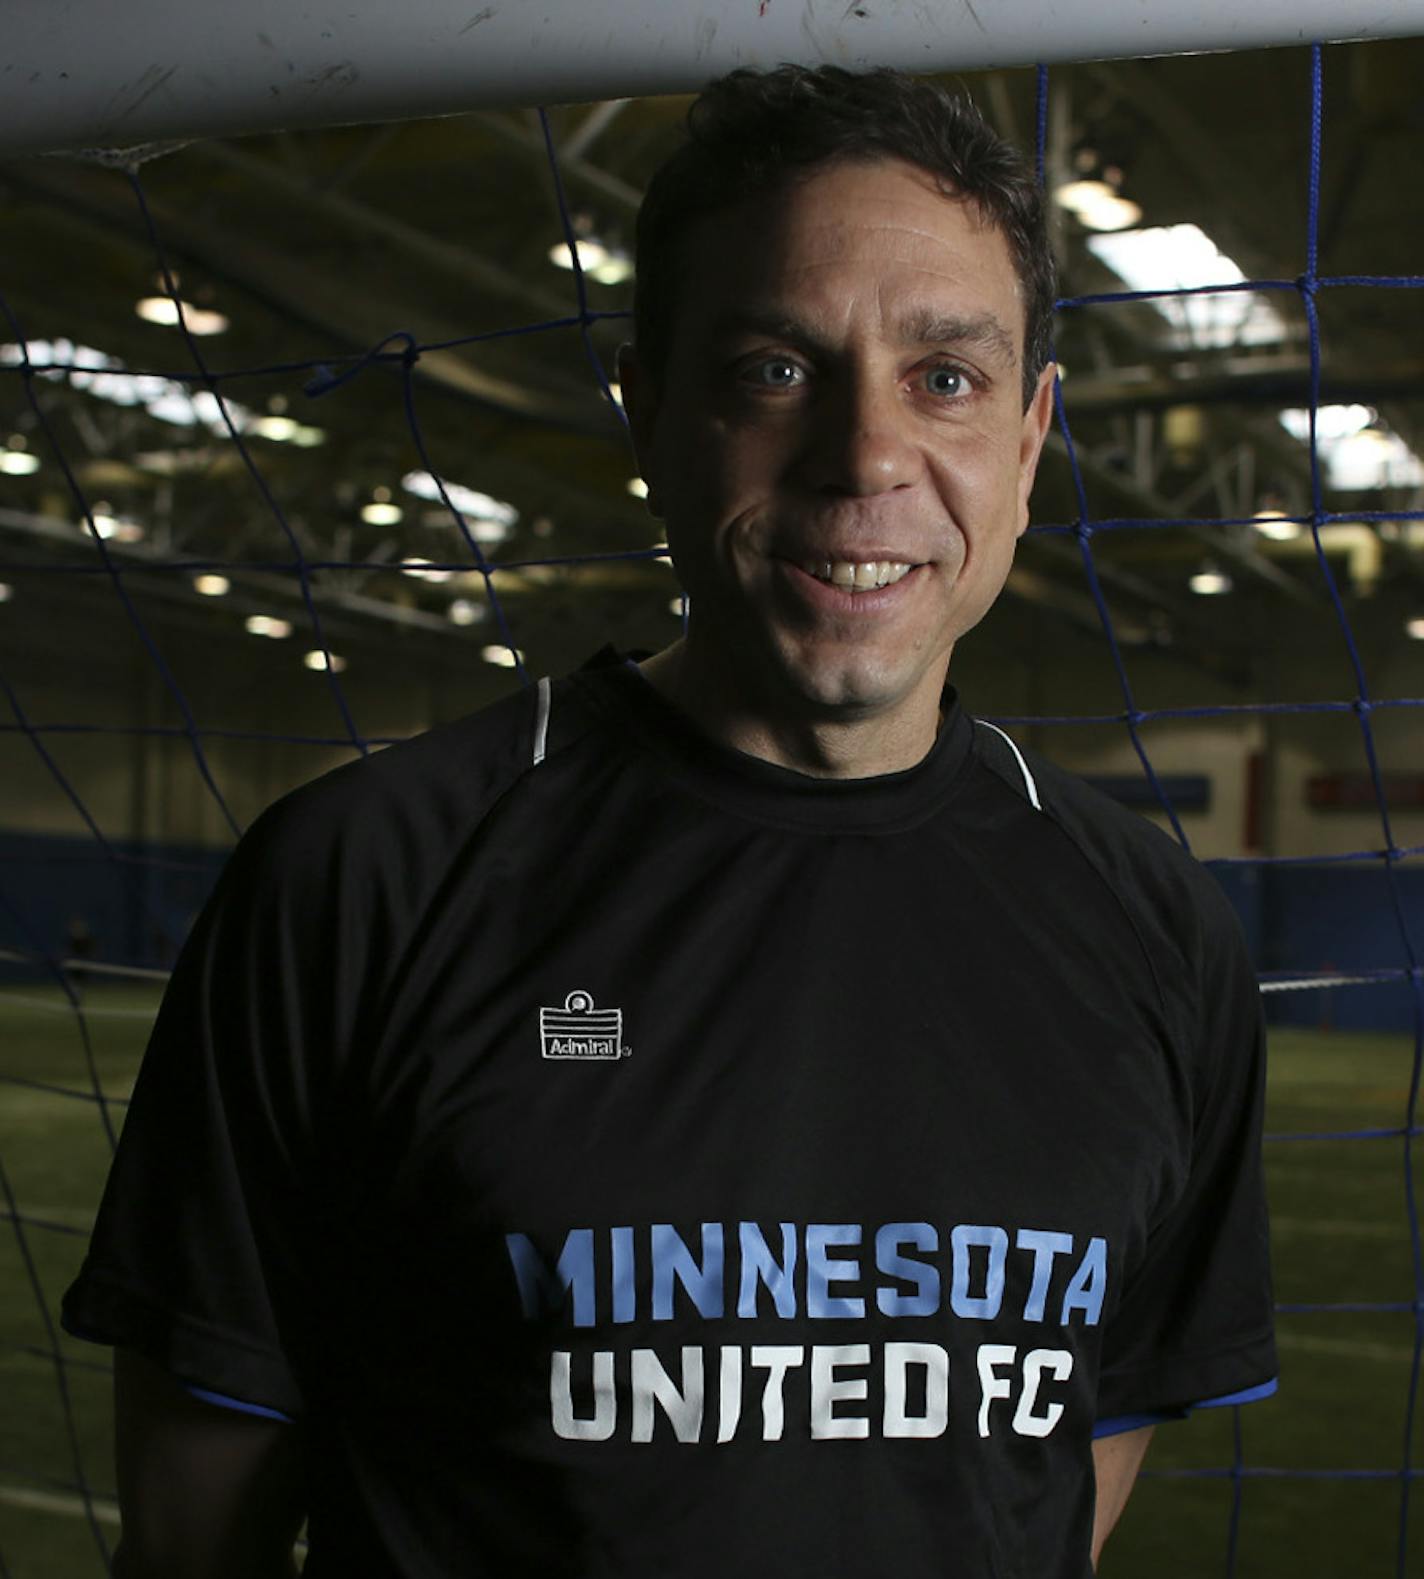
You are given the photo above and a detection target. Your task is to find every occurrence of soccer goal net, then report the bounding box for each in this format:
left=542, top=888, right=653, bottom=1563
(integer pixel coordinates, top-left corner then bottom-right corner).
left=1, top=2, right=1422, bottom=1574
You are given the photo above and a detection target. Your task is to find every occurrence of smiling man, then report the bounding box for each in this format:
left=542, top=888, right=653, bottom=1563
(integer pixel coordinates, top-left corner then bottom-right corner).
left=64, top=67, right=1275, bottom=1579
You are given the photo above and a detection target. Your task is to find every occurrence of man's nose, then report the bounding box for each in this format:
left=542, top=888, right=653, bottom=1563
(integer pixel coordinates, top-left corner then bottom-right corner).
left=799, top=375, right=922, bottom=497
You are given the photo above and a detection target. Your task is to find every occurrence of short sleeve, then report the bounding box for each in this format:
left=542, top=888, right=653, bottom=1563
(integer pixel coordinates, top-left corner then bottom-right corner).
left=1096, top=886, right=1277, bottom=1417
left=60, top=792, right=371, bottom=1419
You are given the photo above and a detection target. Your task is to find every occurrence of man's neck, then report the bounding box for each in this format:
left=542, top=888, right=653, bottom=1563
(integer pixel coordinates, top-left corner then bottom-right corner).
left=637, top=642, right=945, bottom=780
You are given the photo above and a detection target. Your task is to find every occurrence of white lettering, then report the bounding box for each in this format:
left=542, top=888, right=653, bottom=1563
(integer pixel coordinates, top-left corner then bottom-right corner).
left=1013, top=1348, right=1073, bottom=1438
left=810, top=1343, right=870, bottom=1440
left=882, top=1342, right=949, bottom=1439
left=749, top=1345, right=805, bottom=1441
left=976, top=1343, right=1017, bottom=1439
left=550, top=1350, right=616, bottom=1441
left=630, top=1346, right=704, bottom=1443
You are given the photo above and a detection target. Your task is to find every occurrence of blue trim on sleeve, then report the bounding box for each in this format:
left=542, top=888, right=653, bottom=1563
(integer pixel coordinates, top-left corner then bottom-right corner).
left=1094, top=1377, right=1278, bottom=1438
left=187, top=1385, right=294, bottom=1424
left=1192, top=1377, right=1279, bottom=1410
left=1093, top=1409, right=1184, bottom=1439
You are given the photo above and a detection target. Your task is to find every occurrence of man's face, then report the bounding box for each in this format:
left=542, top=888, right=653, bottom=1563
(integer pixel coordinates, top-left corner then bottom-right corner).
left=624, top=157, right=1056, bottom=727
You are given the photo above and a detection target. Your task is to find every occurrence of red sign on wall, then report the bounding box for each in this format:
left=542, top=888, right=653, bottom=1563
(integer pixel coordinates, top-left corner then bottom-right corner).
left=1306, top=773, right=1424, bottom=810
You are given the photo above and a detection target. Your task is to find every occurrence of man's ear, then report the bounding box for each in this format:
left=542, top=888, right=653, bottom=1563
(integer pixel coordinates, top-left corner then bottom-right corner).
left=1014, top=361, right=1058, bottom=537
left=617, top=343, right=661, bottom=517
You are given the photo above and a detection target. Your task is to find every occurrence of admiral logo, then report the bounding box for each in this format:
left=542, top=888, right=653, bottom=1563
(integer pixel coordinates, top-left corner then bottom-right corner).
left=540, top=990, right=630, bottom=1061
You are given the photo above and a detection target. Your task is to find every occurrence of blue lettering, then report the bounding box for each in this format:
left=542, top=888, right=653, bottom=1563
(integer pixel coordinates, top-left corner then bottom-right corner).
left=652, top=1223, right=725, bottom=1319
left=1015, top=1228, right=1074, bottom=1323
left=875, top=1222, right=940, bottom=1317
left=505, top=1229, right=597, bottom=1327
left=1060, top=1236, right=1108, bottom=1326
left=806, top=1224, right=864, bottom=1318
left=950, top=1225, right=1007, bottom=1320
left=737, top=1222, right=798, bottom=1318
left=611, top=1225, right=636, bottom=1324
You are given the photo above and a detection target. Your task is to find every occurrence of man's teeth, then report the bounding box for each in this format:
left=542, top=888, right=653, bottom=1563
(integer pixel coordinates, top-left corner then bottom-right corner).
left=803, top=559, right=915, bottom=590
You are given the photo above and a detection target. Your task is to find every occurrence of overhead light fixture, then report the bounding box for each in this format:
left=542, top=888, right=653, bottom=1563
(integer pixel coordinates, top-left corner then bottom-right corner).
left=589, top=256, right=634, bottom=286
left=193, top=573, right=231, bottom=596
left=303, top=649, right=347, bottom=672
left=1088, top=224, right=1288, bottom=349
left=1407, top=618, right=1424, bottom=641
left=549, top=238, right=608, bottom=272
left=401, top=470, right=518, bottom=533
left=481, top=644, right=523, bottom=668
left=0, top=583, right=12, bottom=603
left=1055, top=178, right=1142, bottom=232
left=134, top=296, right=229, bottom=336
left=626, top=476, right=649, bottom=499
left=249, top=414, right=300, bottom=441
left=361, top=500, right=403, bottom=525
left=1189, top=566, right=1233, bottom=596
left=1252, top=509, right=1302, bottom=542
left=668, top=596, right=687, bottom=617
left=447, top=598, right=484, bottom=626
left=87, top=505, right=144, bottom=543
left=245, top=614, right=293, bottom=639
left=0, top=436, right=38, bottom=475
left=401, top=557, right=454, bottom=584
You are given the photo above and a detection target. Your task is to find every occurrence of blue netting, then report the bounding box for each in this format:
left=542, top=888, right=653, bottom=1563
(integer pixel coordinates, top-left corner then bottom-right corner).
left=0, top=39, right=1420, bottom=1576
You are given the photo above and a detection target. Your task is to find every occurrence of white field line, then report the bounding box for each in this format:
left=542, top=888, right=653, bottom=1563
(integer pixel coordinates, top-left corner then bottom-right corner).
left=0, top=1481, right=120, bottom=1527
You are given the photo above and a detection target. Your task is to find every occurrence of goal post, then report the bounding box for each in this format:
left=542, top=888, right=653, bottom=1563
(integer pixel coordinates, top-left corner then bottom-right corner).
left=6, top=0, right=1424, bottom=158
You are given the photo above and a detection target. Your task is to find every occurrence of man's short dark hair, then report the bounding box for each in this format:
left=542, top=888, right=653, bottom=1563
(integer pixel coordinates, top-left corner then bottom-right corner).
left=633, top=64, right=1056, bottom=408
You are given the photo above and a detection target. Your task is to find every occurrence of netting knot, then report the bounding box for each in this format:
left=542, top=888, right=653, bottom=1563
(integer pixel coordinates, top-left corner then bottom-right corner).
left=1074, top=520, right=1094, bottom=542
left=1295, top=271, right=1318, bottom=297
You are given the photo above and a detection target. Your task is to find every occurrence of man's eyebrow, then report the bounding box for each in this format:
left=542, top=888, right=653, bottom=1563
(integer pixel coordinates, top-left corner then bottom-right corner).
left=899, top=310, right=1019, bottom=368
left=706, top=307, right=1019, bottom=368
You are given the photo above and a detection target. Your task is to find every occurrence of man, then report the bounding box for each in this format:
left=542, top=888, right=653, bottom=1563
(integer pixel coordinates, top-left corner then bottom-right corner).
left=64, top=66, right=1275, bottom=1577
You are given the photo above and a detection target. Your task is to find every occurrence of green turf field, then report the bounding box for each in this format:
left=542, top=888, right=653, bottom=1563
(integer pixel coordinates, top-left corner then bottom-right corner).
left=1, top=986, right=1420, bottom=1576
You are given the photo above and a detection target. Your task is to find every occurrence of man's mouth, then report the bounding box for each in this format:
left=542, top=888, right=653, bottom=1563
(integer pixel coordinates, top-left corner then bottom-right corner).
left=798, top=559, right=918, bottom=592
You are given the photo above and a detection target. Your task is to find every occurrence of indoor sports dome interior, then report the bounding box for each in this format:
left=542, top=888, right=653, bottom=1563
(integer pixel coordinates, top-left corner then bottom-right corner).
left=0, top=7, right=1421, bottom=1576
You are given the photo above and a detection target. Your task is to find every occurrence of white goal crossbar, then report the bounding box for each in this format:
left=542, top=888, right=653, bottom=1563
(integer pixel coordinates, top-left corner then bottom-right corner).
left=6, top=0, right=1424, bottom=159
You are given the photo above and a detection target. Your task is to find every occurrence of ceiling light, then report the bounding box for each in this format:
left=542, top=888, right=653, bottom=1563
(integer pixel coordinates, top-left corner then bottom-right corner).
left=447, top=598, right=484, bottom=626
left=0, top=583, right=11, bottom=603
left=245, top=614, right=293, bottom=639
left=668, top=596, right=687, bottom=617
left=626, top=476, right=649, bottom=499
left=193, top=574, right=230, bottom=596
left=303, top=650, right=347, bottom=672
left=1189, top=567, right=1233, bottom=596
left=134, top=296, right=229, bottom=335
left=87, top=507, right=144, bottom=543
left=481, top=644, right=523, bottom=668
left=548, top=238, right=610, bottom=272
left=288, top=424, right=326, bottom=447
left=1087, top=225, right=1287, bottom=349
left=360, top=501, right=403, bottom=525
left=1253, top=510, right=1302, bottom=542
left=589, top=256, right=634, bottom=286
left=401, top=558, right=454, bottom=583
left=250, top=414, right=301, bottom=442
left=1056, top=179, right=1142, bottom=232
left=401, top=470, right=518, bottom=529
left=1407, top=618, right=1424, bottom=641
left=606, top=381, right=623, bottom=405
left=0, top=449, right=39, bottom=475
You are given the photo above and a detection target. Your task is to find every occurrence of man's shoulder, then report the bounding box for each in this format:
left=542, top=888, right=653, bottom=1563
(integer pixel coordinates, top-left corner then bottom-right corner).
left=230, top=672, right=606, bottom=889
left=972, top=721, right=1242, bottom=955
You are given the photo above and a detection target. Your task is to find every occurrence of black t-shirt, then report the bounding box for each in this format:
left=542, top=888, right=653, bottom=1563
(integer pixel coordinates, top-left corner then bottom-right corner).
left=64, top=660, right=1275, bottom=1578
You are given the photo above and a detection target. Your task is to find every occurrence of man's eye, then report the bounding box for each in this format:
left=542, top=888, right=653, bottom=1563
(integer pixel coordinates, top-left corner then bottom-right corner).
left=923, top=364, right=971, bottom=398
left=744, top=358, right=803, bottom=388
